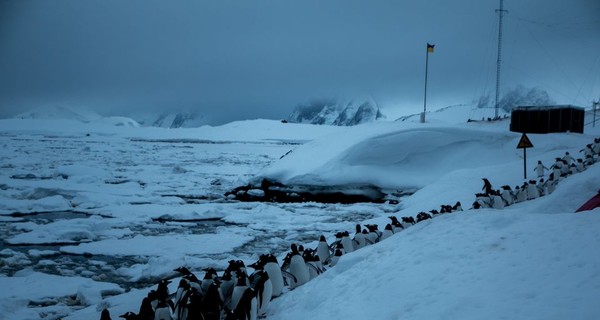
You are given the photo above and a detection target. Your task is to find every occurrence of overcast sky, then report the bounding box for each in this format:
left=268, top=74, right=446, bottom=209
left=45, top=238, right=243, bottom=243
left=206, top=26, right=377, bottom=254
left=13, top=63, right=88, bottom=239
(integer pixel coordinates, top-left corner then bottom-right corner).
left=1, top=0, right=599, bottom=124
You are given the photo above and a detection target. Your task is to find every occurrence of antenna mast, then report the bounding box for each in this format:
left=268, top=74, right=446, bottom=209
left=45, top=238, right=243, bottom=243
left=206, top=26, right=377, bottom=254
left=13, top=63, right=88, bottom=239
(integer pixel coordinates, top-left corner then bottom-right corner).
left=495, top=0, right=508, bottom=119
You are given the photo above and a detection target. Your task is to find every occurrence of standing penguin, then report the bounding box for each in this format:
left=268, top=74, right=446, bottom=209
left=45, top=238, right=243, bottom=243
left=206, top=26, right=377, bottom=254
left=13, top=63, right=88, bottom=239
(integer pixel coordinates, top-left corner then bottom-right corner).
left=220, top=270, right=236, bottom=310
left=248, top=264, right=272, bottom=317
left=286, top=243, right=309, bottom=289
left=482, top=178, right=494, bottom=195
left=231, top=286, right=257, bottom=320
left=388, top=216, right=405, bottom=232
left=352, top=225, right=367, bottom=250
left=261, top=254, right=283, bottom=298
left=230, top=273, right=250, bottom=311
left=154, top=300, right=173, bottom=320
left=172, top=279, right=191, bottom=320
left=563, top=152, right=574, bottom=166
left=200, top=280, right=224, bottom=320
left=500, top=186, right=514, bottom=206
left=138, top=291, right=156, bottom=320
left=316, top=235, right=331, bottom=265
left=329, top=249, right=343, bottom=267
left=527, top=180, right=539, bottom=200
left=365, top=225, right=381, bottom=244
left=337, top=231, right=354, bottom=253
left=100, top=308, right=112, bottom=320
left=201, top=268, right=218, bottom=295
left=535, top=160, right=549, bottom=178
left=380, top=224, right=394, bottom=241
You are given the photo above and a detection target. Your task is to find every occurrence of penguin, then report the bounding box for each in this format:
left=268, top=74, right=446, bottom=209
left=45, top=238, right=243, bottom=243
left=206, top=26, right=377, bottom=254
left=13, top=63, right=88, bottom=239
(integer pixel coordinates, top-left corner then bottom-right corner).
left=337, top=231, right=354, bottom=253
left=329, top=249, right=343, bottom=267
left=380, top=224, right=394, bottom=241
left=365, top=225, right=381, bottom=243
left=475, top=193, right=491, bottom=208
left=230, top=273, right=250, bottom=311
left=138, top=291, right=156, bottom=320
left=220, top=270, right=236, bottom=310
left=500, top=186, right=514, bottom=206
left=201, top=267, right=218, bottom=295
left=352, top=224, right=366, bottom=250
left=482, top=178, right=494, bottom=195
left=200, top=280, right=224, bottom=320
left=537, top=178, right=546, bottom=196
left=184, top=273, right=202, bottom=293
left=527, top=180, right=539, bottom=200
left=101, top=308, right=112, bottom=320
left=563, top=152, right=574, bottom=166
left=401, top=216, right=415, bottom=225
left=232, top=286, right=257, bottom=320
left=261, top=254, right=283, bottom=298
left=416, top=212, right=432, bottom=222
left=491, top=190, right=504, bottom=209
left=452, top=201, right=463, bottom=211
left=286, top=243, right=309, bottom=289
left=155, top=279, right=171, bottom=302
left=248, top=268, right=272, bottom=317
left=172, top=279, right=191, bottom=320
left=303, top=249, right=324, bottom=280
left=154, top=299, right=173, bottom=320
left=185, top=288, right=204, bottom=320
left=119, top=312, right=139, bottom=320
left=535, top=160, right=549, bottom=178
left=173, top=266, right=193, bottom=277
left=316, top=235, right=331, bottom=265
left=388, top=216, right=404, bottom=232
left=576, top=158, right=585, bottom=172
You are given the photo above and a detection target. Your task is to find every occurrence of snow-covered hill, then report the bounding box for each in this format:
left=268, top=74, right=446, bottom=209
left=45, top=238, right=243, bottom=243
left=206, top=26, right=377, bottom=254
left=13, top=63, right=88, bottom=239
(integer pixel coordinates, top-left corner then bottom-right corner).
left=288, top=98, right=384, bottom=126
left=132, top=111, right=208, bottom=128
left=15, top=105, right=140, bottom=127
left=0, top=103, right=599, bottom=320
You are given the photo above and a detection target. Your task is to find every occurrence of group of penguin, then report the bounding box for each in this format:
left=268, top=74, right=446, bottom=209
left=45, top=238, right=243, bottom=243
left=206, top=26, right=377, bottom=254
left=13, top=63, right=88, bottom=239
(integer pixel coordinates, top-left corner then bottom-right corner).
left=99, top=139, right=600, bottom=320
left=473, top=138, right=600, bottom=210
left=100, top=209, right=467, bottom=320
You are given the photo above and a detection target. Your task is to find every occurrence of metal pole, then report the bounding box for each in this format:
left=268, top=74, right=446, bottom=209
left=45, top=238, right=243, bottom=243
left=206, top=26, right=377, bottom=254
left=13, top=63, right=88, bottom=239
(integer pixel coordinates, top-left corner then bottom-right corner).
left=422, top=48, right=429, bottom=123
left=523, top=147, right=527, bottom=180
left=495, top=0, right=507, bottom=120
left=594, top=101, right=598, bottom=127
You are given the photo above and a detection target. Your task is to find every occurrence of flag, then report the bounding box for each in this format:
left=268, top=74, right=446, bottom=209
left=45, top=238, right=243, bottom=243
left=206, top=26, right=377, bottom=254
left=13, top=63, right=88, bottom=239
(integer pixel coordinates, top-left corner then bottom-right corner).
left=427, top=43, right=435, bottom=53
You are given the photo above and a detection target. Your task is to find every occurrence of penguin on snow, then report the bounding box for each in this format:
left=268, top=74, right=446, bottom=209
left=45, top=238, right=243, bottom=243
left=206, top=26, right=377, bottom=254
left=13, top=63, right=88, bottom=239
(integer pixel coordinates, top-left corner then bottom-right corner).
left=316, top=235, right=331, bottom=266
left=248, top=261, right=273, bottom=316
left=260, top=254, right=283, bottom=298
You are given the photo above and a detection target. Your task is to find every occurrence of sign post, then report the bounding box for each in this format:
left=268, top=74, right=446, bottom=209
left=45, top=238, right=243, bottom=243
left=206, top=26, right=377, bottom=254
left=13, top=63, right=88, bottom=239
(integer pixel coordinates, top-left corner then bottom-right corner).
left=516, top=133, right=534, bottom=179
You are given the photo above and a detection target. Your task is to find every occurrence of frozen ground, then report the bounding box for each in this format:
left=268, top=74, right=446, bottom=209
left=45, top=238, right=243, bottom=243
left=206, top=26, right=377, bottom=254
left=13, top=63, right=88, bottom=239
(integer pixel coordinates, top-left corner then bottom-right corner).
left=0, top=106, right=599, bottom=320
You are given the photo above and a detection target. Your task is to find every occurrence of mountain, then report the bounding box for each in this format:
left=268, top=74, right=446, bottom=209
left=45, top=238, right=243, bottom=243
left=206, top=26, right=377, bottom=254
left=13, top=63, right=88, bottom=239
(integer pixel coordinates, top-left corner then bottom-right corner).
left=288, top=98, right=384, bottom=126
left=133, top=111, right=208, bottom=128
left=478, top=85, right=555, bottom=112
left=15, top=105, right=140, bottom=127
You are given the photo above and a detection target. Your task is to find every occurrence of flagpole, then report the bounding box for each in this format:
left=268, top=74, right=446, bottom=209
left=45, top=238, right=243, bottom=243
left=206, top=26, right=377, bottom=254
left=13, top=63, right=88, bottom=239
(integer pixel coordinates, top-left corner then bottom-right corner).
left=422, top=44, right=433, bottom=123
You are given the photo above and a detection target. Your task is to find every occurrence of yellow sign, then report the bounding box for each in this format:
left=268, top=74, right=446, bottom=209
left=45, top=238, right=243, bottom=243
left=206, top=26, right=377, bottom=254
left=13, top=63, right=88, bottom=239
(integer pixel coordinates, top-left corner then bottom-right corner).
left=517, top=133, right=533, bottom=149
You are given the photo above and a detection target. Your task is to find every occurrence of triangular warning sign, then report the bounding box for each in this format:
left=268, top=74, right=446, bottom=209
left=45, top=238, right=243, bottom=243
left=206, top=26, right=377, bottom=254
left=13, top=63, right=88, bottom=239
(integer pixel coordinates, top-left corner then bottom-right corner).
left=517, top=133, right=534, bottom=149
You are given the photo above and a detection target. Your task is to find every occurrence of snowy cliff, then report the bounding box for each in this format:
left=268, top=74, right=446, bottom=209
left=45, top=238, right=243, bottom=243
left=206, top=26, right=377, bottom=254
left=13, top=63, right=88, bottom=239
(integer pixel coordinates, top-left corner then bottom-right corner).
left=288, top=98, right=384, bottom=126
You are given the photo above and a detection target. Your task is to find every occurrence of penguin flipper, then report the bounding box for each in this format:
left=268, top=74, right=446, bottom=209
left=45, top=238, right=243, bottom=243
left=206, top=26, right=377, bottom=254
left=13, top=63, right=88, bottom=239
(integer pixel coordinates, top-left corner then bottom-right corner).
left=306, top=263, right=322, bottom=275
left=280, top=270, right=298, bottom=286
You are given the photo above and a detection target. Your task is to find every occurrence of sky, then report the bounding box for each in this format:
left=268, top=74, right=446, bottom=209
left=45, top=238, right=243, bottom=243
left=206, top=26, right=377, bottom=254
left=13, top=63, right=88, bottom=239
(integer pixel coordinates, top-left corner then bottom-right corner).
left=1, top=0, right=599, bottom=124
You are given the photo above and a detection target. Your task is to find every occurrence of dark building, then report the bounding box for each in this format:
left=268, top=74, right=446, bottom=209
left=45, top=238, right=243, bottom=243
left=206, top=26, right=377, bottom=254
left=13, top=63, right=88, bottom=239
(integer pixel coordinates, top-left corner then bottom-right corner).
left=510, top=105, right=585, bottom=134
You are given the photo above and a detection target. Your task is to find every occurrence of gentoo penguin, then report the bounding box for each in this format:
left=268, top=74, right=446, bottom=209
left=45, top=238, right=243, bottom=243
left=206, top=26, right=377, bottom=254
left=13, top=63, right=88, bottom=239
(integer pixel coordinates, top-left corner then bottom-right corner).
left=365, top=225, right=381, bottom=243
left=119, top=312, right=139, bottom=320
left=232, top=286, right=257, bottom=320
left=388, top=216, right=404, bottom=232
left=500, top=186, right=514, bottom=206
left=352, top=225, right=366, bottom=250
left=183, top=273, right=202, bottom=293
left=200, top=280, right=224, bottom=320
left=491, top=190, right=504, bottom=209
left=185, top=288, right=204, bottom=320
left=329, top=249, right=343, bottom=267
left=173, top=266, right=193, bottom=277
left=336, top=231, right=354, bottom=253
left=154, top=299, right=173, bottom=320
left=172, top=279, right=191, bottom=320
left=286, top=243, right=309, bottom=289
left=416, top=212, right=432, bottom=222
left=261, top=254, right=283, bottom=298
left=303, top=249, right=324, bottom=280
left=201, top=267, right=218, bottom=295
left=316, top=235, right=331, bottom=265
left=527, top=180, right=539, bottom=200
left=138, top=291, right=156, bottom=320
left=230, top=272, right=250, bottom=311
left=401, top=216, right=416, bottom=225
left=452, top=201, right=463, bottom=211
left=248, top=267, right=272, bottom=316
left=220, top=270, right=236, bottom=309
left=100, top=308, right=112, bottom=320
left=380, top=224, right=394, bottom=241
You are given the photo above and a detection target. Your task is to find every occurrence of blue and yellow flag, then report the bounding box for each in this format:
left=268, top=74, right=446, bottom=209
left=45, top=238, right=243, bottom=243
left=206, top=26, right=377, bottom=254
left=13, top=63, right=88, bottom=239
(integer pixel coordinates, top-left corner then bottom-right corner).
left=427, top=43, right=435, bottom=53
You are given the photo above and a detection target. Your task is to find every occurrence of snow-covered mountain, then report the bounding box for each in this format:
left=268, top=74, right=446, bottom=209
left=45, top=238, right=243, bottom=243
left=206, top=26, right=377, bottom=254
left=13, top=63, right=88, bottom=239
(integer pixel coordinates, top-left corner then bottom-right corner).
left=133, top=111, right=208, bottom=128
left=15, top=105, right=140, bottom=127
left=288, top=98, right=384, bottom=126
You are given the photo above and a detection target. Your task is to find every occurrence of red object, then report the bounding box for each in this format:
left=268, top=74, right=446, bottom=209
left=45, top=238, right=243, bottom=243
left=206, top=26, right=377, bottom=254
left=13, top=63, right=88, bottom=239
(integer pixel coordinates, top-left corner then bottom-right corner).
left=576, top=191, right=600, bottom=212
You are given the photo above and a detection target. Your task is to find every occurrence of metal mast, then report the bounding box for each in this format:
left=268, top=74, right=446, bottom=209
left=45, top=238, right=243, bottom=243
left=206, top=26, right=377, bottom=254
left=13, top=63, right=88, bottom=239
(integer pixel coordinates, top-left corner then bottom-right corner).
left=495, top=0, right=508, bottom=119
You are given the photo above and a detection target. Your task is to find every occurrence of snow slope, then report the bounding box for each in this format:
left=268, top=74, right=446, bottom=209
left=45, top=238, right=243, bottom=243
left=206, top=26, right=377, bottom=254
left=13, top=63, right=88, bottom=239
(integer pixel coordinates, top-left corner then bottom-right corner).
left=0, top=105, right=598, bottom=320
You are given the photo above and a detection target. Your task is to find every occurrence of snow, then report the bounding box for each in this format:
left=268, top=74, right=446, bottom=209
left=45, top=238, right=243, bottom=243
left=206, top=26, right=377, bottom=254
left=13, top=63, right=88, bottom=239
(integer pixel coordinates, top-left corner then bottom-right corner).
left=0, top=105, right=599, bottom=320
